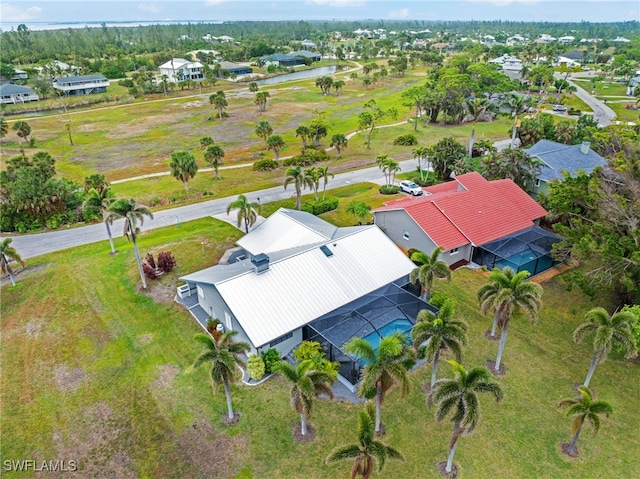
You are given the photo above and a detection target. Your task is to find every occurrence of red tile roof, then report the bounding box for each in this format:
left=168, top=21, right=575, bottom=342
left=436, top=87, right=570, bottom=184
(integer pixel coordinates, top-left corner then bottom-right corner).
left=374, top=173, right=547, bottom=249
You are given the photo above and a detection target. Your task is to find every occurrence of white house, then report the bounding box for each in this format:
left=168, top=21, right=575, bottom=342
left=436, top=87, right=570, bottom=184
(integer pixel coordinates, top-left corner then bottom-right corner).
left=558, top=36, right=575, bottom=44
left=0, top=83, right=39, bottom=104
left=158, top=58, right=204, bottom=83
left=489, top=53, right=523, bottom=71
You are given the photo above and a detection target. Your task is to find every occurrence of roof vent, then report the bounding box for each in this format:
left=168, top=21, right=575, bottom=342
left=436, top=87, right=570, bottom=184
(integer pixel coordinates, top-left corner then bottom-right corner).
left=580, top=141, right=591, bottom=155
left=320, top=245, right=333, bottom=257
left=250, top=253, right=270, bottom=274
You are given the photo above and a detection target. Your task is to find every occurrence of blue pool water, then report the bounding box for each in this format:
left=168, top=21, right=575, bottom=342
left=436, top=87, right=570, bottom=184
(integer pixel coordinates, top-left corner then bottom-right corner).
left=361, top=319, right=413, bottom=351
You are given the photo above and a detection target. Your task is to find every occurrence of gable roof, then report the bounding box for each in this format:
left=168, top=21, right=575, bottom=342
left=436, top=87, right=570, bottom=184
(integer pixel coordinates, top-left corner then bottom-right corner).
left=53, top=74, right=107, bottom=85
left=180, top=225, right=416, bottom=348
left=526, top=139, right=607, bottom=182
left=158, top=58, right=203, bottom=69
left=374, top=172, right=547, bottom=249
left=0, top=83, right=36, bottom=95
left=290, top=50, right=321, bottom=58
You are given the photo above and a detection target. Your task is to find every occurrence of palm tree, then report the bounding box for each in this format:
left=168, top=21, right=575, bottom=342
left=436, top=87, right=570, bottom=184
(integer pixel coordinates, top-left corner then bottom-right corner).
left=226, top=194, right=260, bottom=233
left=466, top=97, right=490, bottom=157
left=433, top=360, right=503, bottom=474
left=273, top=359, right=335, bottom=436
left=82, top=187, right=117, bottom=254
left=199, top=136, right=214, bottom=150
left=317, top=166, right=334, bottom=200
left=255, top=120, right=273, bottom=146
left=0, top=117, right=8, bottom=140
left=284, top=166, right=312, bottom=210
left=330, top=133, right=348, bottom=158
left=412, top=146, right=430, bottom=182
left=409, top=247, right=452, bottom=301
left=209, top=90, right=228, bottom=119
left=266, top=134, right=285, bottom=160
left=557, top=386, right=613, bottom=457
left=346, top=201, right=372, bottom=225
left=477, top=267, right=543, bottom=372
left=304, top=167, right=320, bottom=200
left=12, top=121, right=31, bottom=144
left=295, top=125, right=311, bottom=149
left=248, top=81, right=259, bottom=93
left=0, top=238, right=25, bottom=287
left=345, top=332, right=414, bottom=434
left=325, top=402, right=404, bottom=479
left=412, top=299, right=468, bottom=389
left=255, top=91, right=270, bottom=112
left=192, top=331, right=251, bottom=421
left=105, top=199, right=153, bottom=289
left=573, top=307, right=638, bottom=387
left=204, top=145, right=225, bottom=179
left=503, top=93, right=530, bottom=148
left=169, top=151, right=198, bottom=191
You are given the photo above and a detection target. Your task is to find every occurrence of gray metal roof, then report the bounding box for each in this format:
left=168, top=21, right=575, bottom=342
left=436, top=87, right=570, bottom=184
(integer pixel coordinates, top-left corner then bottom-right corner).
left=0, top=83, right=36, bottom=95
left=54, top=74, right=107, bottom=85
left=181, top=226, right=416, bottom=348
left=290, top=50, right=321, bottom=58
left=526, top=139, right=607, bottom=183
left=260, top=53, right=298, bottom=62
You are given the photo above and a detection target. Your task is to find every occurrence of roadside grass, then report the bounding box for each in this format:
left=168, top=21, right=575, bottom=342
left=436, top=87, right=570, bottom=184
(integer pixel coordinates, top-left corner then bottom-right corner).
left=607, top=103, right=640, bottom=123
left=2, top=215, right=639, bottom=478
left=572, top=79, right=629, bottom=97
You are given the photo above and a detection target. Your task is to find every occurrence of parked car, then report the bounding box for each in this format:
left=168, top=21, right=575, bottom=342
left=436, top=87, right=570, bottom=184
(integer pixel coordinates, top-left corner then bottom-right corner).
left=552, top=104, right=567, bottom=112
left=399, top=180, right=423, bottom=196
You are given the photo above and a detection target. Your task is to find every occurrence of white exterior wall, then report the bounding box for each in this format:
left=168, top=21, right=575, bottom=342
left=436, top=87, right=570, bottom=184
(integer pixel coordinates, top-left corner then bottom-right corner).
left=256, top=328, right=303, bottom=358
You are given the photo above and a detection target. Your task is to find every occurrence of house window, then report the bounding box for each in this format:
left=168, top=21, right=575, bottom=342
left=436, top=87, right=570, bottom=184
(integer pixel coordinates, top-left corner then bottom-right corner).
left=224, top=311, right=232, bottom=330
left=270, top=332, right=293, bottom=347
left=450, top=248, right=459, bottom=255
left=403, top=231, right=410, bottom=240
left=535, top=179, right=541, bottom=187
left=197, top=284, right=205, bottom=299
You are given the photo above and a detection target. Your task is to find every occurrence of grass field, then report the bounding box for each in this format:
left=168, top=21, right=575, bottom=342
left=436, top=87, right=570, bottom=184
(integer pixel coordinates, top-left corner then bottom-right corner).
left=2, top=206, right=638, bottom=479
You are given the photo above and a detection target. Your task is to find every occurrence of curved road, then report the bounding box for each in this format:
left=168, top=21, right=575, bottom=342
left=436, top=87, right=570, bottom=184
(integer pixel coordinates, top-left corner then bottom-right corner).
left=557, top=72, right=617, bottom=127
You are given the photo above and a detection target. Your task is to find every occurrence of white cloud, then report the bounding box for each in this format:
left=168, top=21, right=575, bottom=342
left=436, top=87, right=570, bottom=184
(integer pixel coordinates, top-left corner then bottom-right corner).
left=389, top=8, right=409, bottom=19
left=0, top=3, right=43, bottom=22
left=204, top=0, right=229, bottom=6
left=138, top=3, right=163, bottom=14
left=306, top=0, right=366, bottom=7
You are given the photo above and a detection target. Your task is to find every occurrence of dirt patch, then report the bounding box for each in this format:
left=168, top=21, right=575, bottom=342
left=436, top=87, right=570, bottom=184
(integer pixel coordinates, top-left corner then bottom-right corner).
left=292, top=422, right=316, bottom=442
left=152, top=364, right=180, bottom=390
left=221, top=411, right=241, bottom=426
left=177, top=417, right=248, bottom=479
left=484, top=330, right=500, bottom=341
left=436, top=460, right=458, bottom=478
left=1, top=263, right=54, bottom=287
left=144, top=281, right=177, bottom=304
left=137, top=334, right=152, bottom=345
left=54, top=365, right=86, bottom=392
left=561, top=442, right=579, bottom=457
left=181, top=100, right=206, bottom=109
left=486, top=360, right=507, bottom=376
left=26, top=318, right=46, bottom=337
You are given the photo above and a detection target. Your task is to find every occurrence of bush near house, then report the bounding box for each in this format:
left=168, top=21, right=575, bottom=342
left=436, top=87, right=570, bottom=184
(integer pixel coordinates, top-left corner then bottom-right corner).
left=302, top=196, right=339, bottom=215
left=260, top=348, right=281, bottom=374
left=247, top=355, right=266, bottom=381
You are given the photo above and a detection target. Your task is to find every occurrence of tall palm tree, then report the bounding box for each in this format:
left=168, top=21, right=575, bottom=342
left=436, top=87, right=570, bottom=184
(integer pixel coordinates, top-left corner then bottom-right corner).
left=304, top=167, right=320, bottom=200
left=226, top=194, right=260, bottom=233
left=465, top=97, right=490, bottom=157
left=204, top=144, right=225, bottom=179
left=105, top=198, right=153, bottom=289
left=273, top=360, right=335, bottom=436
left=409, top=247, right=452, bottom=301
left=82, top=187, right=117, bottom=254
left=266, top=134, right=285, bottom=160
left=0, top=238, right=25, bottom=287
left=573, top=307, right=637, bottom=387
left=412, top=145, right=430, bottom=182
left=433, top=361, right=503, bottom=474
left=192, top=331, right=251, bottom=421
left=169, top=151, right=198, bottom=191
left=330, top=133, right=348, bottom=158
left=503, top=93, right=530, bottom=148
left=209, top=90, right=228, bottom=119
left=477, top=267, right=543, bottom=372
left=412, top=299, right=468, bottom=389
left=295, top=125, right=311, bottom=149
left=284, top=166, right=312, bottom=211
left=345, top=332, right=414, bottom=434
left=255, top=120, right=273, bottom=146
left=557, top=386, right=613, bottom=457
left=325, top=402, right=404, bottom=479
left=317, top=166, right=334, bottom=200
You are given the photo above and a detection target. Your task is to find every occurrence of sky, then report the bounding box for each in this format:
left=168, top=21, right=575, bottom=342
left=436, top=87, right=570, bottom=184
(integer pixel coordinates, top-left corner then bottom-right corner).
left=1, top=0, right=639, bottom=29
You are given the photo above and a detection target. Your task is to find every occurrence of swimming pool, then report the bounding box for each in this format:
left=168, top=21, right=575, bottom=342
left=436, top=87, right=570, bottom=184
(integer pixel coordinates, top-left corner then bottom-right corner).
left=361, top=318, right=413, bottom=351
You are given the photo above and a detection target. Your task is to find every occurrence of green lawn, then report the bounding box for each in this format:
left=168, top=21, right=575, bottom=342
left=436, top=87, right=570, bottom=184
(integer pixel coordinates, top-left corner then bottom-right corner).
left=2, top=212, right=638, bottom=479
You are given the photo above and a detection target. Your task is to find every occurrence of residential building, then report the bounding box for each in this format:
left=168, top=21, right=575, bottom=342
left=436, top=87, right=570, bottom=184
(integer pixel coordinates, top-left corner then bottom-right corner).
left=289, top=50, right=322, bottom=62
left=158, top=58, right=204, bottom=83
left=260, top=53, right=306, bottom=67
left=373, top=172, right=559, bottom=275
left=526, top=139, right=607, bottom=196
left=217, top=61, right=253, bottom=76
left=178, top=208, right=430, bottom=389
left=0, top=83, right=39, bottom=104
left=488, top=53, right=523, bottom=71
left=52, top=74, right=109, bottom=96
left=301, top=39, right=317, bottom=49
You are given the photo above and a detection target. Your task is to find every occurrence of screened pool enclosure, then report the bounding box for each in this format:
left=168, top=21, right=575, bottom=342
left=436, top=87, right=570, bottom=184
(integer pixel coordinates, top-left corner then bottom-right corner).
left=472, top=227, right=561, bottom=276
left=303, top=282, right=437, bottom=386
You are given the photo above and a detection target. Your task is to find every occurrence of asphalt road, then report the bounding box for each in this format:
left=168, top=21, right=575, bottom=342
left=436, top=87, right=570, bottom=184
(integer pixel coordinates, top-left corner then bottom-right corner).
left=557, top=72, right=617, bottom=127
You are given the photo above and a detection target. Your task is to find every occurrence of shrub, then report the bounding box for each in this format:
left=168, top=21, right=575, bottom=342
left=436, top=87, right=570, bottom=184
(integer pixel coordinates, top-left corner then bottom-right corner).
left=145, top=252, right=157, bottom=269
left=293, top=341, right=324, bottom=363
left=142, top=263, right=159, bottom=280
left=247, top=355, right=266, bottom=380
left=282, top=148, right=330, bottom=167
left=301, top=196, right=339, bottom=215
left=260, top=348, right=281, bottom=374
left=393, top=134, right=417, bottom=146
left=379, top=185, right=400, bottom=195
left=253, top=159, right=279, bottom=171
left=157, top=251, right=177, bottom=273
left=206, top=318, right=221, bottom=336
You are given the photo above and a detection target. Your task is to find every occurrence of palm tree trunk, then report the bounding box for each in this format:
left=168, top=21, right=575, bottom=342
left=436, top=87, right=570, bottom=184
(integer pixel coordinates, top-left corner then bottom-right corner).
left=223, top=376, right=235, bottom=420
left=300, top=412, right=307, bottom=435
left=490, top=311, right=499, bottom=338
left=495, top=318, right=510, bottom=371
left=295, top=186, right=301, bottom=210
left=5, top=261, right=16, bottom=287
left=431, top=350, right=440, bottom=388
left=375, top=382, right=382, bottom=433
left=183, top=180, right=189, bottom=191
left=446, top=423, right=461, bottom=473
left=105, top=221, right=116, bottom=254
left=132, top=239, right=147, bottom=289
left=468, top=126, right=476, bottom=157
left=568, top=425, right=582, bottom=455
left=510, top=122, right=517, bottom=148
left=584, top=351, right=600, bottom=387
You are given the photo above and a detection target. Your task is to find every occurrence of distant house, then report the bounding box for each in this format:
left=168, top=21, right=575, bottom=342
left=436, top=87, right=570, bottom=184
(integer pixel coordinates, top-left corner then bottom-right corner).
left=0, top=83, right=39, bottom=104
left=555, top=56, right=581, bottom=68
left=178, top=208, right=430, bottom=389
left=611, top=36, right=631, bottom=43
left=290, top=50, right=322, bottom=62
left=260, top=53, right=306, bottom=67
left=558, top=36, right=575, bottom=44
left=563, top=49, right=588, bottom=61
left=158, top=58, right=204, bottom=83
left=35, top=60, right=80, bottom=76
left=11, top=69, right=28, bottom=81
left=488, top=54, right=523, bottom=71
left=53, top=74, right=109, bottom=96
left=373, top=172, right=559, bottom=276
left=217, top=61, right=253, bottom=76
left=526, top=139, right=607, bottom=196
left=301, top=39, right=317, bottom=49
